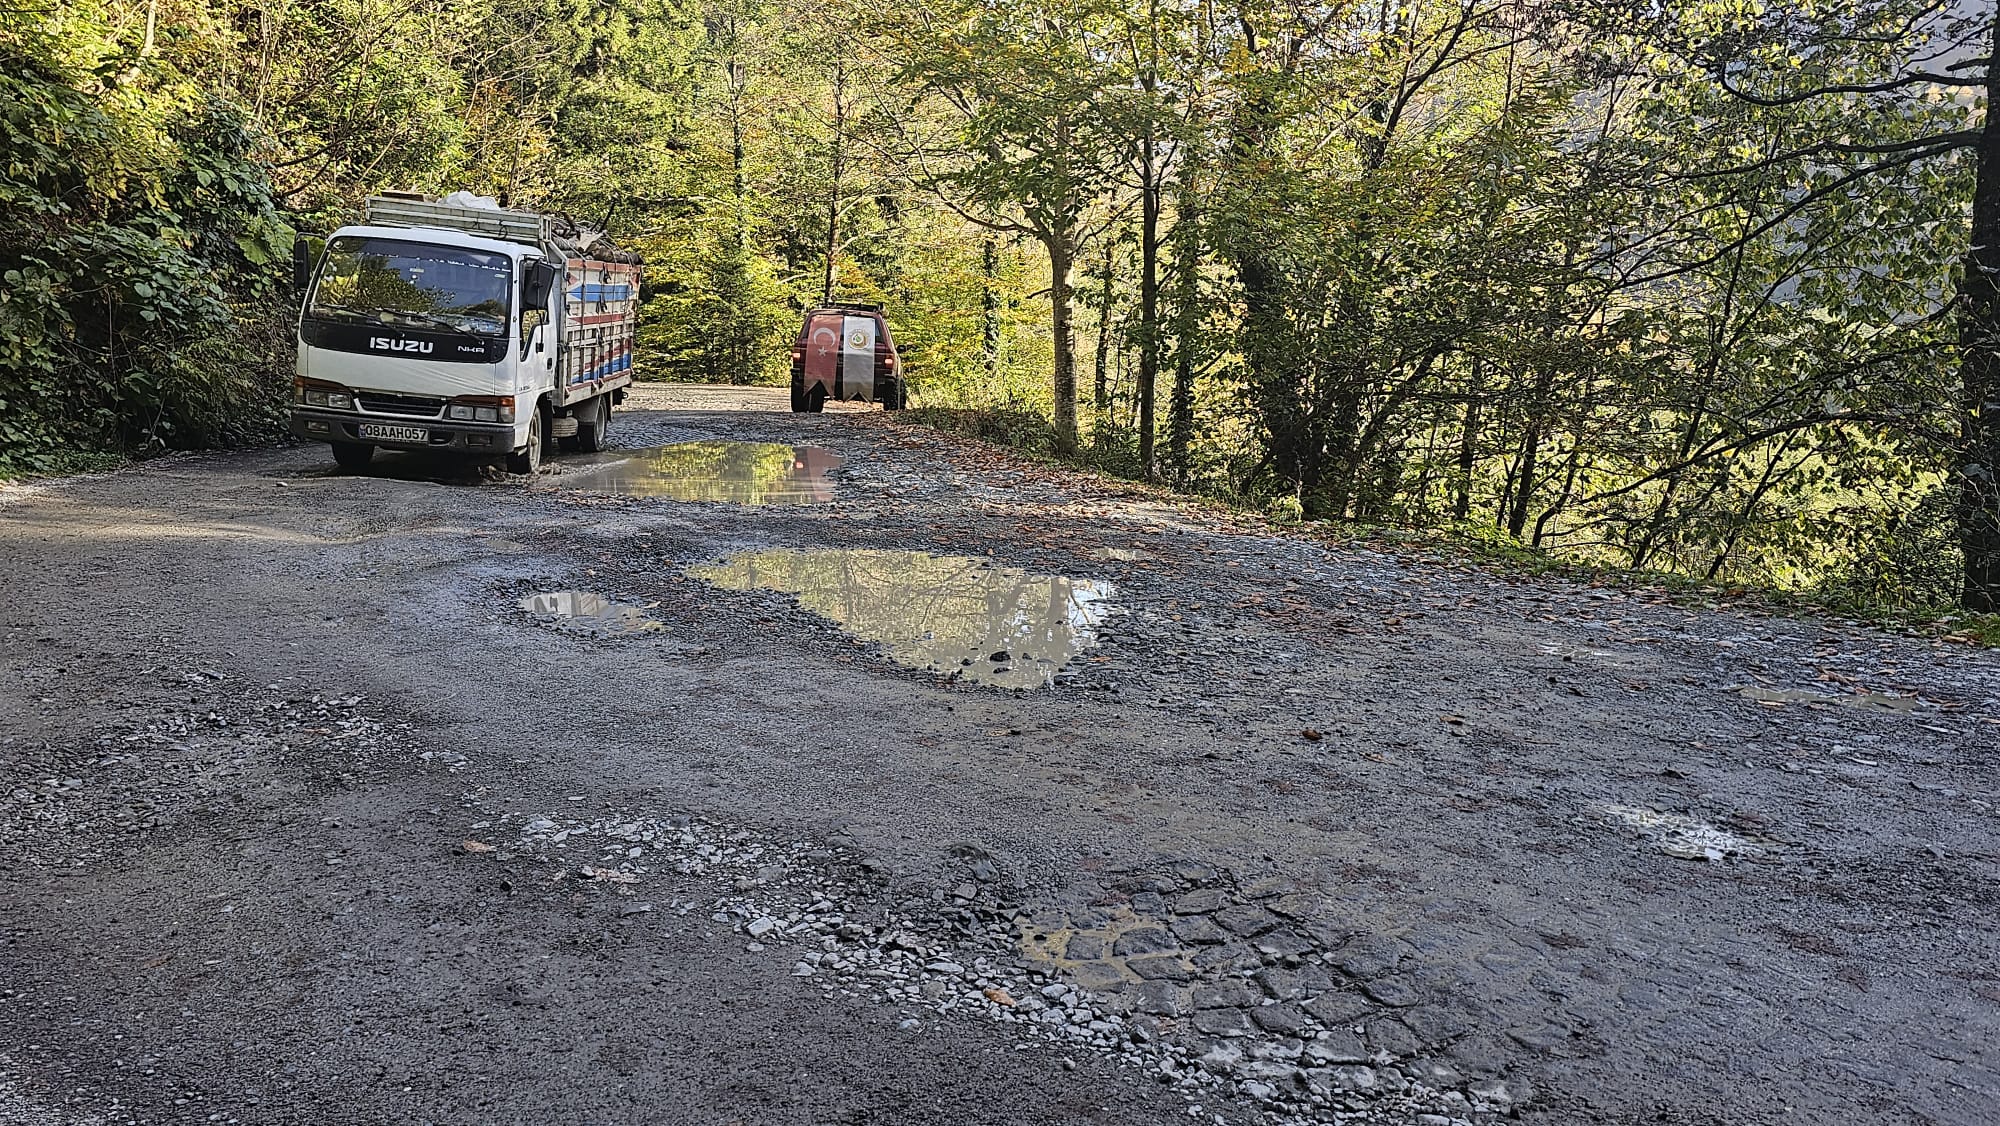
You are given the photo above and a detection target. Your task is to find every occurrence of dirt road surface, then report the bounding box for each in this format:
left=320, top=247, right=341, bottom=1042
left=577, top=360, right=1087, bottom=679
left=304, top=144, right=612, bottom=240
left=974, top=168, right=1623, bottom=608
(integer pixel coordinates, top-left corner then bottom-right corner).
left=4, top=386, right=1997, bottom=1126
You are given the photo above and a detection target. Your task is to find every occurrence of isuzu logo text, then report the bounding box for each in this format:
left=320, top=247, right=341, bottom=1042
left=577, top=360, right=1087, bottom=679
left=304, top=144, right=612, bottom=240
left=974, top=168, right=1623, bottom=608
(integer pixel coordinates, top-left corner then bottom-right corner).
left=368, top=337, right=434, bottom=354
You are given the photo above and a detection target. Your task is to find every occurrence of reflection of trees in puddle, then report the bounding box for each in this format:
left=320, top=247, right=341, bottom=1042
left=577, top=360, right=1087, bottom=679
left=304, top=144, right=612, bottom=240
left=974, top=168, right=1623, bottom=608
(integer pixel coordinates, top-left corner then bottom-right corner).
left=566, top=442, right=839, bottom=503
left=518, top=591, right=662, bottom=635
left=693, top=549, right=1115, bottom=688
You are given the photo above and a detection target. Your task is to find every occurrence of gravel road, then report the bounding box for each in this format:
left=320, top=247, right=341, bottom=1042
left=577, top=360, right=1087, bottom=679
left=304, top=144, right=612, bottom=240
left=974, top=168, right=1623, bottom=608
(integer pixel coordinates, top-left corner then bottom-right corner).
left=3, top=385, right=1997, bottom=1126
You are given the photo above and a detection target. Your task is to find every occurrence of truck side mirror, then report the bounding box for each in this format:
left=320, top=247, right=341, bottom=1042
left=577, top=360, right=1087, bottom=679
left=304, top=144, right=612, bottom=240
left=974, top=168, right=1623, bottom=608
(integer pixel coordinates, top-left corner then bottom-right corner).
left=521, top=261, right=560, bottom=313
left=291, top=237, right=323, bottom=293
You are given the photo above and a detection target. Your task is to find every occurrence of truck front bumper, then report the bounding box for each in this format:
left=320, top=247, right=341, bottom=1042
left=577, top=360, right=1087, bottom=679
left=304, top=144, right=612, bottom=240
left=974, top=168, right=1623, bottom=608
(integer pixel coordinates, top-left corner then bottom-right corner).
left=290, top=409, right=519, bottom=454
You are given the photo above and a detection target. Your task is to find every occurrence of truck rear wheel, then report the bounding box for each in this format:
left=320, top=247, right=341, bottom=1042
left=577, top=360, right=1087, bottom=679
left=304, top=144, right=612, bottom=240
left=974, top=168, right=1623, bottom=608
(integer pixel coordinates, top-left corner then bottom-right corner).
left=804, top=384, right=827, bottom=414
left=575, top=395, right=609, bottom=453
left=790, top=364, right=808, bottom=412
left=507, top=410, right=544, bottom=475
left=881, top=379, right=906, bottom=411
left=331, top=442, right=374, bottom=472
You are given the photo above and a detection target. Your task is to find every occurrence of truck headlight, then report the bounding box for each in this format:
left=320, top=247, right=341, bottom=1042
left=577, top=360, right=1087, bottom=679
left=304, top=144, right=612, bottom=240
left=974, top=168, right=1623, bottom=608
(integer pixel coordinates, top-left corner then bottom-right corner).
left=447, top=397, right=515, bottom=423
left=304, top=388, right=328, bottom=406
left=326, top=392, right=353, bottom=409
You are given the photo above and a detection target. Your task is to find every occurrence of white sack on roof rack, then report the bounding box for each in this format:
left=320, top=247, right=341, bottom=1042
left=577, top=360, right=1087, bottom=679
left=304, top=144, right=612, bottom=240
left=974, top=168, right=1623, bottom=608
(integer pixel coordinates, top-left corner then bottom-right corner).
left=441, top=190, right=501, bottom=210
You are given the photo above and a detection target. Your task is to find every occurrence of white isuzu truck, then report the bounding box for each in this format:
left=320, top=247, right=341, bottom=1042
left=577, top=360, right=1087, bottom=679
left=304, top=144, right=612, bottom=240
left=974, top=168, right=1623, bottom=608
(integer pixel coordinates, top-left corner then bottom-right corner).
left=289, top=192, right=640, bottom=474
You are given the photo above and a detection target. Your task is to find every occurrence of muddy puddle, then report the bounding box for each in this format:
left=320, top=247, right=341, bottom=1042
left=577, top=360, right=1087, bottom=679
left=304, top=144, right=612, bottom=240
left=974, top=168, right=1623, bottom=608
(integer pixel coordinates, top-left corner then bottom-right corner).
left=519, top=591, right=664, bottom=636
left=688, top=548, right=1115, bottom=688
left=558, top=441, right=841, bottom=503
left=1602, top=804, right=1769, bottom=862
left=1737, top=686, right=1920, bottom=713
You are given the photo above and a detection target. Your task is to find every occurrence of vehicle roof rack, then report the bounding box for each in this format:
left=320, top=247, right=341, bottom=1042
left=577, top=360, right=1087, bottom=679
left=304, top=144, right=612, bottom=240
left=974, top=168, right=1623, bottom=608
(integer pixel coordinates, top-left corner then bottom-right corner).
left=364, top=193, right=549, bottom=247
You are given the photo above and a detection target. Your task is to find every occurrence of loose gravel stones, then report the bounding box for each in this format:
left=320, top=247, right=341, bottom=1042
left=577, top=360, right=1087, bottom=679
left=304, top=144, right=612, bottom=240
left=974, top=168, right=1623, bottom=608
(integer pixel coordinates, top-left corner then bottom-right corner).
left=0, top=670, right=413, bottom=870
left=475, top=811, right=1504, bottom=1125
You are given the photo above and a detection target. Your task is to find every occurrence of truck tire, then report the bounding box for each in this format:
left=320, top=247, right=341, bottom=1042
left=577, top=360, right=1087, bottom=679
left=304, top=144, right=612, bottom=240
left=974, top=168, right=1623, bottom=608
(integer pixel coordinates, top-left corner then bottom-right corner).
left=790, top=363, right=808, bottom=412
left=331, top=442, right=374, bottom=472
left=881, top=379, right=906, bottom=411
left=804, top=384, right=827, bottom=414
left=575, top=395, right=608, bottom=453
left=507, top=409, right=544, bottom=475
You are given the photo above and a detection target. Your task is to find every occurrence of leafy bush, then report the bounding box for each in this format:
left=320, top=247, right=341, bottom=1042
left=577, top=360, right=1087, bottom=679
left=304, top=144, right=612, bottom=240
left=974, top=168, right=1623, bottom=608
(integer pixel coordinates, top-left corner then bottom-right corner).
left=1820, top=488, right=1965, bottom=615
left=0, top=17, right=294, bottom=477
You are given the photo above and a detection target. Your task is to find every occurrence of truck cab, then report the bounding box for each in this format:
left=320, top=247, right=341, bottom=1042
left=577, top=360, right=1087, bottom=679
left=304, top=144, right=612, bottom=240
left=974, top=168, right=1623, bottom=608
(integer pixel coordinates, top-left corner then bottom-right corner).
left=790, top=304, right=904, bottom=412
left=290, top=193, right=638, bottom=474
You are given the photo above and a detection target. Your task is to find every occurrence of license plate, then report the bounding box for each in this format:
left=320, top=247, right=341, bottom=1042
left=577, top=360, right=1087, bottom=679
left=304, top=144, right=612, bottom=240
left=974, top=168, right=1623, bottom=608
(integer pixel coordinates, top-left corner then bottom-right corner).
left=358, top=423, right=429, bottom=444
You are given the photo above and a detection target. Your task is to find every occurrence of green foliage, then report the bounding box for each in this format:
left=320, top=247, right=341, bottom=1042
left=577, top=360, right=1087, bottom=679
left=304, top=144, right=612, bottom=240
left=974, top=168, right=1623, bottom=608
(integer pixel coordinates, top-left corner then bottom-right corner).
left=1, top=12, right=294, bottom=477
left=0, top=0, right=1988, bottom=616
left=1818, top=488, right=1966, bottom=615
left=640, top=240, right=788, bottom=384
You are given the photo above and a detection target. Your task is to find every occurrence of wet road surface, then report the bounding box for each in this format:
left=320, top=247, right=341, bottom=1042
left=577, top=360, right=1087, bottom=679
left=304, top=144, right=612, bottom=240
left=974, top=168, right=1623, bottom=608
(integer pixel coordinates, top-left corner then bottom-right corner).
left=3, top=385, right=1998, bottom=1125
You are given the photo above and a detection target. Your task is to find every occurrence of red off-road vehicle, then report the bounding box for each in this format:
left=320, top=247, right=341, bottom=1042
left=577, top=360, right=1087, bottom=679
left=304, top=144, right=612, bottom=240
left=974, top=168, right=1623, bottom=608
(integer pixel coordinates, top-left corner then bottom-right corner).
left=790, top=304, right=905, bottom=412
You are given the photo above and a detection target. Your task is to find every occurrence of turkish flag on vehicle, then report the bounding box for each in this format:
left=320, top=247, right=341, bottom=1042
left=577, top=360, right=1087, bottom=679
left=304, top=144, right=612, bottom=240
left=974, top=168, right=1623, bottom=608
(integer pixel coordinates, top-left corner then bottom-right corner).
left=804, top=314, right=842, bottom=395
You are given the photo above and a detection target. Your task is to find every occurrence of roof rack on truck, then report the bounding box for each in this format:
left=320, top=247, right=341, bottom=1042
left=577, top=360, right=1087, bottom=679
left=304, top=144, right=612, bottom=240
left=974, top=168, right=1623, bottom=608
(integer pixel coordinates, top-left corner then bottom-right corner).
left=364, top=192, right=550, bottom=246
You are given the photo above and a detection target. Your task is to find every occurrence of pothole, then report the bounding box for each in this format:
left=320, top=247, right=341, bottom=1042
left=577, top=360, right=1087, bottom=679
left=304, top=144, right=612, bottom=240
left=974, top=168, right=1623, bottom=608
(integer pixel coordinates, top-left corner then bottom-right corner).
left=1601, top=804, right=1770, bottom=862
left=557, top=441, right=841, bottom=503
left=688, top=548, right=1117, bottom=688
left=518, top=591, right=664, bottom=636
left=1736, top=686, right=1920, bottom=713
left=473, top=812, right=1520, bottom=1124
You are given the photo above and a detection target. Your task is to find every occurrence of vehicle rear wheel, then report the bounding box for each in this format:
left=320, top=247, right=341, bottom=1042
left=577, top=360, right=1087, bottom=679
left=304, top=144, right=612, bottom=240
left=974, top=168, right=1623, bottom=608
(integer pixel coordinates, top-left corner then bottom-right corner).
left=790, top=363, right=808, bottom=412
left=804, top=384, right=827, bottom=414
left=575, top=395, right=608, bottom=452
left=331, top=442, right=374, bottom=472
left=880, top=379, right=906, bottom=411
left=506, top=409, right=544, bottom=475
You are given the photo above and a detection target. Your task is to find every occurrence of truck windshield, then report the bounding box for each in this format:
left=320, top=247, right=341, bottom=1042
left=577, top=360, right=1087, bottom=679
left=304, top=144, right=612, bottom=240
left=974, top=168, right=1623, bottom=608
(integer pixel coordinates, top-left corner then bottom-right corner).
left=309, top=237, right=512, bottom=336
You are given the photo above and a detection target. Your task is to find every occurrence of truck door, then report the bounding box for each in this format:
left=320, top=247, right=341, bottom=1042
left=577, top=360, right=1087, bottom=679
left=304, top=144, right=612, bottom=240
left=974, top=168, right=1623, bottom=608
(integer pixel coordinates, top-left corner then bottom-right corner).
left=520, top=259, right=561, bottom=391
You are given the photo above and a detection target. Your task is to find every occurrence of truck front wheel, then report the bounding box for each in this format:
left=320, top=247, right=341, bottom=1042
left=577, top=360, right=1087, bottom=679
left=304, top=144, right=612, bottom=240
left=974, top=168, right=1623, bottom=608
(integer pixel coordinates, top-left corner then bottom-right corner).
left=331, top=442, right=374, bottom=472
left=507, top=410, right=544, bottom=475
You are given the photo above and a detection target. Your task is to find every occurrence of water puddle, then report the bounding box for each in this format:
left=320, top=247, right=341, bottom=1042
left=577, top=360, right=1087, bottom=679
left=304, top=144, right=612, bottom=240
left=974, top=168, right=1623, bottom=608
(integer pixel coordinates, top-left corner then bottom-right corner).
left=1737, top=686, right=1920, bottom=713
left=688, top=548, right=1115, bottom=688
left=1602, top=804, right=1768, bottom=862
left=560, top=442, right=841, bottom=503
left=518, top=591, right=664, bottom=636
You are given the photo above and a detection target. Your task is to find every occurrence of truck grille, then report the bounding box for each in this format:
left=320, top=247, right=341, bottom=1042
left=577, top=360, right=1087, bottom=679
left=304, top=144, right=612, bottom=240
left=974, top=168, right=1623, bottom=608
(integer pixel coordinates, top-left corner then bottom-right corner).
left=356, top=393, right=445, bottom=418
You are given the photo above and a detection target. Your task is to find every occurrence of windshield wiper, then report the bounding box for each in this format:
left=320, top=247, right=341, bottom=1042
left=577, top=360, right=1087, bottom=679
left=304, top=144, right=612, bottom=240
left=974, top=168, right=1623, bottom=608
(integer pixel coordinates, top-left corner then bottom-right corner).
left=309, top=304, right=370, bottom=323
left=381, top=311, right=472, bottom=334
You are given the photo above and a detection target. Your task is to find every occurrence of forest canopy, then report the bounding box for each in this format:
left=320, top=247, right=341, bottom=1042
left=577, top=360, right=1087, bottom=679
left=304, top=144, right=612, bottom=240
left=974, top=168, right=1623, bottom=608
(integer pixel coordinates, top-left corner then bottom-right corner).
left=2, top=0, right=1996, bottom=615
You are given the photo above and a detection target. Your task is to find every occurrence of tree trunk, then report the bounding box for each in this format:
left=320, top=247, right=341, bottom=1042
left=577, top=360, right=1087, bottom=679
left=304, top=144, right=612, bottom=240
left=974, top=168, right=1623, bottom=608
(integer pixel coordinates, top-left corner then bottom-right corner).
left=1508, top=426, right=1541, bottom=539
left=1137, top=121, right=1161, bottom=479
left=1454, top=356, right=1482, bottom=520
left=821, top=59, right=846, bottom=304
left=1048, top=229, right=1079, bottom=453
left=1959, top=15, right=2000, bottom=611
left=1093, top=241, right=1114, bottom=419
left=982, top=238, right=1000, bottom=380
left=1167, top=173, right=1199, bottom=485
left=728, top=59, right=748, bottom=252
